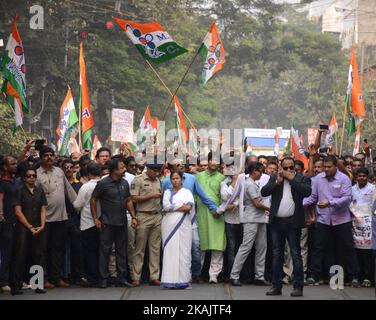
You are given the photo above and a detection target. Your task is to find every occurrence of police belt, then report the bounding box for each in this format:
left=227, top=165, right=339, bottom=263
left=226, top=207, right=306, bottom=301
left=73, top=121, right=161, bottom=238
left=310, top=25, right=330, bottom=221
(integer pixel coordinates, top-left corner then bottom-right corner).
left=138, top=210, right=160, bottom=215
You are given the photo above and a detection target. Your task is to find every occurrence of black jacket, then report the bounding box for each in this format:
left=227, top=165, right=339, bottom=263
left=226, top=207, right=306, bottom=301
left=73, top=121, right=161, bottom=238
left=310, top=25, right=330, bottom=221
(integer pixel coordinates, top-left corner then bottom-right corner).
left=261, top=173, right=312, bottom=228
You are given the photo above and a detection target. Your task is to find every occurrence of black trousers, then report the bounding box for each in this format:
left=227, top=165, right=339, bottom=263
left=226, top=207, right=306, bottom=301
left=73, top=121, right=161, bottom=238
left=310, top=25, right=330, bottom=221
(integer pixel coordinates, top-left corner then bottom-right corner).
left=81, top=226, right=99, bottom=284
left=65, top=218, right=85, bottom=280
left=45, top=221, right=67, bottom=283
left=308, top=222, right=359, bottom=280
left=98, top=224, right=128, bottom=283
left=11, top=223, right=45, bottom=288
left=356, top=249, right=374, bottom=282
left=0, top=222, right=15, bottom=287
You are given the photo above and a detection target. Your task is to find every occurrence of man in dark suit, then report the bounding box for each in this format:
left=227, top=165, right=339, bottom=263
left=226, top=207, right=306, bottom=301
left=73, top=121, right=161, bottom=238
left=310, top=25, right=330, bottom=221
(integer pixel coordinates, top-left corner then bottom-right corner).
left=261, top=157, right=311, bottom=297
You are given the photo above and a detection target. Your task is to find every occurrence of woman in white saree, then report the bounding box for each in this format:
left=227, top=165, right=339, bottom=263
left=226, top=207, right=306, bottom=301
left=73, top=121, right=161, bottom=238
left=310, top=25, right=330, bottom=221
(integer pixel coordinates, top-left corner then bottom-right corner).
left=161, top=171, right=194, bottom=289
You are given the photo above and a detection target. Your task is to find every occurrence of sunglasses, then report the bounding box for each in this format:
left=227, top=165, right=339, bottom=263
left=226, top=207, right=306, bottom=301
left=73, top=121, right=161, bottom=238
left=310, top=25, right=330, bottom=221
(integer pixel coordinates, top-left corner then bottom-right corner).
left=26, top=174, right=37, bottom=178
left=63, top=166, right=73, bottom=170
left=283, top=166, right=295, bottom=170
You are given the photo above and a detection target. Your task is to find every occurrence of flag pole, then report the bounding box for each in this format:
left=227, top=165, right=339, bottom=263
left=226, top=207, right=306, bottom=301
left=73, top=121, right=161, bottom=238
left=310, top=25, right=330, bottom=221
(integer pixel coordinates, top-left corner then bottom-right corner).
left=144, top=59, right=197, bottom=130
left=78, top=102, right=82, bottom=151
left=162, top=50, right=200, bottom=120
left=339, top=100, right=347, bottom=157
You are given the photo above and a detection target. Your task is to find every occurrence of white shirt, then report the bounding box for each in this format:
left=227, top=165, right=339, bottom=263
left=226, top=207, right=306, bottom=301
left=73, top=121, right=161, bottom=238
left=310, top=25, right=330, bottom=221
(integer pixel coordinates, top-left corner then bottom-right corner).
left=73, top=179, right=101, bottom=231
left=258, top=173, right=272, bottom=208
left=276, top=180, right=295, bottom=218
left=220, top=177, right=240, bottom=224
left=352, top=182, right=375, bottom=207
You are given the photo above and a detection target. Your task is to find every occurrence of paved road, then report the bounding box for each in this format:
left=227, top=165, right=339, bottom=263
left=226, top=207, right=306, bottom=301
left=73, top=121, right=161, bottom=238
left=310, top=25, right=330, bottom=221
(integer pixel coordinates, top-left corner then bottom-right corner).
left=1, top=282, right=375, bottom=300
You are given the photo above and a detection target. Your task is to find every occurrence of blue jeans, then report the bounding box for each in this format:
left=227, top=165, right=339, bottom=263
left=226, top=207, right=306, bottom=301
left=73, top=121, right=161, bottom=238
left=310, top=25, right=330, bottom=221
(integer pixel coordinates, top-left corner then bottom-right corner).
left=191, top=225, right=201, bottom=277
left=270, top=217, right=304, bottom=289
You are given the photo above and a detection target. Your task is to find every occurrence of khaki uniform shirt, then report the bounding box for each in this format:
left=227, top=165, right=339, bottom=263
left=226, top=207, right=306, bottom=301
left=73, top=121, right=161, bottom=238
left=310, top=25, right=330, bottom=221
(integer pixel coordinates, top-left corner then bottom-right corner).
left=130, top=173, right=162, bottom=212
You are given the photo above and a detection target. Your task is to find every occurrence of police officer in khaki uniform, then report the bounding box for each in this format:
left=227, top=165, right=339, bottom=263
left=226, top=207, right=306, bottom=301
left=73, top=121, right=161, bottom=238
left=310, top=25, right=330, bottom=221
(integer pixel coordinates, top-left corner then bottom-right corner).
left=130, top=162, right=163, bottom=286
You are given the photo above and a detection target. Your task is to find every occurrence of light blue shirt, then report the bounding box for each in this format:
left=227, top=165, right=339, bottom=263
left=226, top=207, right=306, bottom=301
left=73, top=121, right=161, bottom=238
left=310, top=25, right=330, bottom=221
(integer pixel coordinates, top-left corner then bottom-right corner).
left=162, top=172, right=218, bottom=212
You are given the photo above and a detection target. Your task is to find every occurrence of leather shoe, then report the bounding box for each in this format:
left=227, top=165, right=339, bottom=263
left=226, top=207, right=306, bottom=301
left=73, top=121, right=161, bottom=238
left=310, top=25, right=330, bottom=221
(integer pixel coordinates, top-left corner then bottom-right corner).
left=149, top=279, right=161, bottom=286
left=44, top=281, right=55, bottom=289
left=74, top=277, right=90, bottom=287
left=192, top=276, right=203, bottom=284
left=231, top=279, right=242, bottom=287
left=254, top=279, right=271, bottom=286
left=97, top=281, right=107, bottom=289
left=35, top=288, right=47, bottom=294
left=266, top=286, right=282, bottom=296
left=54, top=279, right=70, bottom=288
left=290, top=287, right=303, bottom=297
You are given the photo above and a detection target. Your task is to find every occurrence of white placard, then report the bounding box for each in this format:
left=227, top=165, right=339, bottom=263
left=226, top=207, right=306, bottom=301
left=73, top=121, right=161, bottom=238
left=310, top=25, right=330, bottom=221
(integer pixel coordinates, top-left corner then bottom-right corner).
left=111, top=108, right=134, bottom=142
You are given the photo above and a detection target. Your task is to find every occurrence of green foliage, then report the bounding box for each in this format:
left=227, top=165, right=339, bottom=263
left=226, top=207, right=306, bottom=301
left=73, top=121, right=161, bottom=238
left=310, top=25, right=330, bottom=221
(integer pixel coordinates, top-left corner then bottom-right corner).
left=0, top=102, right=36, bottom=156
left=0, top=0, right=372, bottom=155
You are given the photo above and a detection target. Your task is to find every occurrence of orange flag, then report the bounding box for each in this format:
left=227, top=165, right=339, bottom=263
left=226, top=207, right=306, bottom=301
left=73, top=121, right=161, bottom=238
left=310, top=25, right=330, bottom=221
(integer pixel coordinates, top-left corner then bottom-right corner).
left=350, top=47, right=366, bottom=119
left=79, top=42, right=94, bottom=150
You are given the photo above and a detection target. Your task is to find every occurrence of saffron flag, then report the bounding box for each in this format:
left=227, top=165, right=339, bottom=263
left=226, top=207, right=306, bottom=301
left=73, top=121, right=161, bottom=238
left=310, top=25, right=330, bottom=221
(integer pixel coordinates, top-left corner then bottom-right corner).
left=198, top=21, right=226, bottom=87
left=56, top=86, right=78, bottom=156
left=79, top=42, right=94, bottom=150
left=137, top=105, right=158, bottom=145
left=325, top=112, right=338, bottom=146
left=113, top=17, right=188, bottom=63
left=347, top=47, right=365, bottom=136
left=0, top=16, right=28, bottom=126
left=290, top=126, right=308, bottom=171
left=174, top=96, right=189, bottom=152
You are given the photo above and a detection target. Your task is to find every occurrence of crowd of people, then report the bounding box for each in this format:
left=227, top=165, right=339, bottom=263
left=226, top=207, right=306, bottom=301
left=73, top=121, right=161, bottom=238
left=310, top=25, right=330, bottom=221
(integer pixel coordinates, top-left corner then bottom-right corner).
left=0, top=138, right=375, bottom=298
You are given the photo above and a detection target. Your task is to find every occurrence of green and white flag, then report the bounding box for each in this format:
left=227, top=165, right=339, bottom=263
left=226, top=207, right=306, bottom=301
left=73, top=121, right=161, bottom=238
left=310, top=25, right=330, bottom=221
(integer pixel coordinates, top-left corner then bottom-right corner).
left=0, top=16, right=28, bottom=126
left=199, top=21, right=226, bottom=88
left=56, top=87, right=78, bottom=156
left=113, top=17, right=188, bottom=63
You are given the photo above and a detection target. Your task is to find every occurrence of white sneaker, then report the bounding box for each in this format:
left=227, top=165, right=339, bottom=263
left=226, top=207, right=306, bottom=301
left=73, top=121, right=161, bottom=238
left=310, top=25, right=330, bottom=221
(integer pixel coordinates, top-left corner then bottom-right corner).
left=22, top=282, right=32, bottom=290
left=209, top=277, right=218, bottom=284
left=1, top=285, right=11, bottom=293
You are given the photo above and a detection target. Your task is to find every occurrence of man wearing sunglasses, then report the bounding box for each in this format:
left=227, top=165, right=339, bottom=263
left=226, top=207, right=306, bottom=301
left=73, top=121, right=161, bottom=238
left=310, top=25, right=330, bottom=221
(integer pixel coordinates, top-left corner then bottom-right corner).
left=261, top=157, right=311, bottom=297
left=36, top=147, right=77, bottom=289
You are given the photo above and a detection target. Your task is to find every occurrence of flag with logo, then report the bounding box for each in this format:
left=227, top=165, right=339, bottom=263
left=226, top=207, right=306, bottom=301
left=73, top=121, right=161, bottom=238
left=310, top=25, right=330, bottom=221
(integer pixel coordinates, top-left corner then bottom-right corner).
left=79, top=42, right=94, bottom=150
left=113, top=17, right=188, bottom=63
left=347, top=47, right=366, bottom=136
left=56, top=86, right=78, bottom=156
left=325, top=112, right=338, bottom=146
left=174, top=96, right=189, bottom=152
left=0, top=16, right=28, bottom=126
left=198, top=21, right=226, bottom=88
